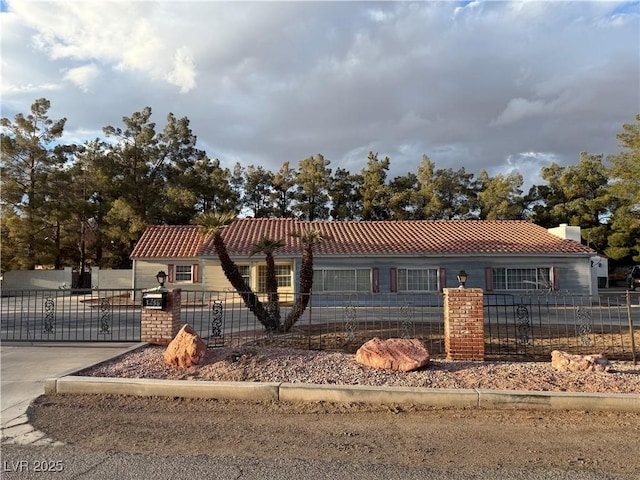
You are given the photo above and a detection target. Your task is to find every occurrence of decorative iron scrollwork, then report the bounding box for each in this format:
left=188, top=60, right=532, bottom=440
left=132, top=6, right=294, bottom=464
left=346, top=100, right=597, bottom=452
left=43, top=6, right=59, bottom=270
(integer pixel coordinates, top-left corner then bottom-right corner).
left=99, top=298, right=111, bottom=334
left=344, top=301, right=357, bottom=342
left=576, top=306, right=592, bottom=346
left=43, top=297, right=55, bottom=334
left=399, top=304, right=414, bottom=339
left=516, top=304, right=530, bottom=345
left=211, top=300, right=223, bottom=337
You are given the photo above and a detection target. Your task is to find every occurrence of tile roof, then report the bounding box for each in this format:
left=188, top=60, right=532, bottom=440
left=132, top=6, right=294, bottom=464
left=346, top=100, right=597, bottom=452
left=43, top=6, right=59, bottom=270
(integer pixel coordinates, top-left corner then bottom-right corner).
left=131, top=219, right=595, bottom=259
left=130, top=225, right=205, bottom=258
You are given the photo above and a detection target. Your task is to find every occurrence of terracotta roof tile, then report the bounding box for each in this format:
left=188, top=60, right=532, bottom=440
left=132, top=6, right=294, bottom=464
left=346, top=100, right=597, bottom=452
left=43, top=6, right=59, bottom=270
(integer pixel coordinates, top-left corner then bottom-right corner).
left=130, top=225, right=205, bottom=258
left=131, top=219, right=595, bottom=259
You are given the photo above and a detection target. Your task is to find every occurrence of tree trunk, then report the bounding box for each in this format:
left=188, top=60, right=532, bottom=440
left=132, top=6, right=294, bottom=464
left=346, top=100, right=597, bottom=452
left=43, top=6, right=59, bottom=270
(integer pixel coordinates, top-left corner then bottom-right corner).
left=213, top=235, right=279, bottom=331
left=283, top=245, right=313, bottom=332
left=264, top=253, right=281, bottom=327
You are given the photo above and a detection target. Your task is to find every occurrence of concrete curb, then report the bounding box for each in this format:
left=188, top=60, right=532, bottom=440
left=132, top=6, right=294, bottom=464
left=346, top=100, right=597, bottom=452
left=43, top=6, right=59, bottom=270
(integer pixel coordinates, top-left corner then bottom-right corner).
left=279, top=383, right=479, bottom=407
left=476, top=389, right=640, bottom=412
left=44, top=376, right=640, bottom=412
left=37, top=342, right=640, bottom=413
left=46, top=377, right=280, bottom=402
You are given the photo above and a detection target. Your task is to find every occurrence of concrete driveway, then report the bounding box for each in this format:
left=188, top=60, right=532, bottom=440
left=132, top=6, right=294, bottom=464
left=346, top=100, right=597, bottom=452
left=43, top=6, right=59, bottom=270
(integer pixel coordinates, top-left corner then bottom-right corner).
left=1, top=342, right=142, bottom=444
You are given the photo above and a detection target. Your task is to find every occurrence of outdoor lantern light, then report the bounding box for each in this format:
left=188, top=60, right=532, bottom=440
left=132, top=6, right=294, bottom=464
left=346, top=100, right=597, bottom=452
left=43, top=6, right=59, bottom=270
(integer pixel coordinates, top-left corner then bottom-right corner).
left=457, top=270, right=468, bottom=288
left=156, top=271, right=168, bottom=288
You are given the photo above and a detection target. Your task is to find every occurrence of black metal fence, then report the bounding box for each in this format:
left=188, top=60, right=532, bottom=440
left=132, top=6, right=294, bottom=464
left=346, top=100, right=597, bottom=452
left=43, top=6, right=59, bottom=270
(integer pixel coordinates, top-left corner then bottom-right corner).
left=2, top=288, right=638, bottom=362
left=1, top=289, right=141, bottom=342
left=484, top=291, right=639, bottom=360
left=180, top=290, right=445, bottom=355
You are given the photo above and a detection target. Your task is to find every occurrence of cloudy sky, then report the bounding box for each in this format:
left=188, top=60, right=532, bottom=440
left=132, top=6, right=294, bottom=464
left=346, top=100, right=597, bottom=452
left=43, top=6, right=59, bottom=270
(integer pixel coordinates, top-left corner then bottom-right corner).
left=1, top=0, right=638, bottom=191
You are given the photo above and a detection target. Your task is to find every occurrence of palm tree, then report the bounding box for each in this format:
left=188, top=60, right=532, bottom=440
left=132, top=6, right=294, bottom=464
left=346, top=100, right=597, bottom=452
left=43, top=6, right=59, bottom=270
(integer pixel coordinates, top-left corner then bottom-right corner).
left=197, top=214, right=329, bottom=333
left=196, top=212, right=278, bottom=330
left=250, top=237, right=286, bottom=327
left=283, top=229, right=329, bottom=332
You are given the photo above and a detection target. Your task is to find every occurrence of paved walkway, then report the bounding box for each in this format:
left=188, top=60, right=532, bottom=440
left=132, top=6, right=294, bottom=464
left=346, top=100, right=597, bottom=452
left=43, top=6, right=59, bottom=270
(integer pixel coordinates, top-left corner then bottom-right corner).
left=1, top=343, right=142, bottom=445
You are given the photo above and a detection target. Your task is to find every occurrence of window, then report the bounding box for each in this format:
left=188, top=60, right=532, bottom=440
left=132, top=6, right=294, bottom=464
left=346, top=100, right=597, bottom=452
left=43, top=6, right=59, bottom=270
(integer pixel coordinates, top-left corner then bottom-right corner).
left=493, top=267, right=551, bottom=291
left=257, top=264, right=292, bottom=292
left=313, top=269, right=371, bottom=292
left=397, top=268, right=438, bottom=291
left=237, top=265, right=250, bottom=287
left=175, top=265, right=193, bottom=282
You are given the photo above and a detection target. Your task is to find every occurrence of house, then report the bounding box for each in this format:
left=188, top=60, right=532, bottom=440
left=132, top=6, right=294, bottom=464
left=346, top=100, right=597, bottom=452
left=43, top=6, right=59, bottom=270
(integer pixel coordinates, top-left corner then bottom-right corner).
left=130, top=218, right=599, bottom=297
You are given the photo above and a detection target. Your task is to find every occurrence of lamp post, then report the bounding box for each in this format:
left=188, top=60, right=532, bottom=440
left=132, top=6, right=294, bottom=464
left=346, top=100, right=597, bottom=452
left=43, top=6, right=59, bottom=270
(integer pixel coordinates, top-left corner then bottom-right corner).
left=457, top=270, right=468, bottom=289
left=156, top=271, right=168, bottom=290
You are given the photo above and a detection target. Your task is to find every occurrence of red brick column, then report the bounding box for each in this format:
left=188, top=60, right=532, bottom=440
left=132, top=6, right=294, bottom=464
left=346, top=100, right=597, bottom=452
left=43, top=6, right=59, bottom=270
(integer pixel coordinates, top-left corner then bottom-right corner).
left=443, top=288, right=484, bottom=361
left=141, top=289, right=182, bottom=345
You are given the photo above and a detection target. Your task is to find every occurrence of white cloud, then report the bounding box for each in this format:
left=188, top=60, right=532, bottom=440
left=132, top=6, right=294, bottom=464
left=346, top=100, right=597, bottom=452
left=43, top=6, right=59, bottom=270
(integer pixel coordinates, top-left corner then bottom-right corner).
left=63, top=64, right=99, bottom=92
left=1, top=0, right=637, bottom=187
left=166, top=47, right=197, bottom=93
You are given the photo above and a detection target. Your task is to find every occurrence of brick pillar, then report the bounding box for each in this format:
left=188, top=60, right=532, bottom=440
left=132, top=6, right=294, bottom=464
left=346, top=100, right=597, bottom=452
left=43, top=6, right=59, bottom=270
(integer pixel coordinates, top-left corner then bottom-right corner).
left=141, top=289, right=182, bottom=345
left=443, top=288, right=484, bottom=361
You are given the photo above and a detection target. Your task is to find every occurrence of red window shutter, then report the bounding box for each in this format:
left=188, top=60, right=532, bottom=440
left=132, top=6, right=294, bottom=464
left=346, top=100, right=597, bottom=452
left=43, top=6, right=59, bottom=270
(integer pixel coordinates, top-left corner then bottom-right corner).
left=372, top=268, right=380, bottom=293
left=168, top=264, right=175, bottom=283
left=552, top=266, right=560, bottom=291
left=485, top=267, right=493, bottom=292
left=192, top=264, right=200, bottom=283
left=439, top=268, right=447, bottom=292
left=390, top=268, right=397, bottom=293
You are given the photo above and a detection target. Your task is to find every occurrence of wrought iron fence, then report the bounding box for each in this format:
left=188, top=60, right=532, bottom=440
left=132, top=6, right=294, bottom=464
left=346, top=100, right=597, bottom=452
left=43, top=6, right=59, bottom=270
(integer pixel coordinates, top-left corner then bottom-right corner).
left=484, top=291, right=639, bottom=360
left=180, top=290, right=445, bottom=355
left=1, top=289, right=141, bottom=342
left=3, top=287, right=637, bottom=362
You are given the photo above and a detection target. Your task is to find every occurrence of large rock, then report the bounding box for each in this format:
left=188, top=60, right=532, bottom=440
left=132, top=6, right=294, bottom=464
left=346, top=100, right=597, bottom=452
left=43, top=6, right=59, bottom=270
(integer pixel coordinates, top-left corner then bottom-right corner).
left=164, top=324, right=207, bottom=369
left=550, top=350, right=610, bottom=373
left=355, top=337, right=430, bottom=372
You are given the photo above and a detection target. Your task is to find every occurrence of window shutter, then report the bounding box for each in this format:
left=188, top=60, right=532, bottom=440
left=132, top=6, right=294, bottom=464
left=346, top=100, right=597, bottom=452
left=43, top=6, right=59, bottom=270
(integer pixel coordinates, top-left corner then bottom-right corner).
left=372, top=268, right=380, bottom=293
left=552, top=266, right=560, bottom=291
left=390, top=268, right=397, bottom=293
left=168, top=264, right=175, bottom=283
left=192, top=264, right=200, bottom=283
left=485, top=267, right=493, bottom=292
left=439, top=268, right=447, bottom=292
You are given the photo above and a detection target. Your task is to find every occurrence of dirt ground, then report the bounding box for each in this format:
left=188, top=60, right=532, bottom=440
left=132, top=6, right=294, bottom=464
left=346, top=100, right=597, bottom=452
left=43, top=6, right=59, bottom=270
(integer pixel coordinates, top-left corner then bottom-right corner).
left=28, top=394, right=640, bottom=477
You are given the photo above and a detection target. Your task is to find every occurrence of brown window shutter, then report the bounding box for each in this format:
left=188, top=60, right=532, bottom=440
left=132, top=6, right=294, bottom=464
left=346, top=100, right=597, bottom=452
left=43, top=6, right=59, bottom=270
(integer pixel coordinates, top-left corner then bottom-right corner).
left=552, top=266, right=560, bottom=291
left=168, top=264, right=175, bottom=283
left=390, top=268, right=397, bottom=293
left=439, top=268, right=447, bottom=292
left=372, top=268, right=380, bottom=293
left=192, top=264, right=200, bottom=283
left=485, top=267, right=493, bottom=292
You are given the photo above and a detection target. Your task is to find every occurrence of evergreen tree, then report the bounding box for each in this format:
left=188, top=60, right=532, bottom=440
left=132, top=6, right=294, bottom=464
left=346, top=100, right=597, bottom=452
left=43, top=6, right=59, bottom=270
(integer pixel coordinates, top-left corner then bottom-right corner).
left=389, top=172, right=420, bottom=220
left=361, top=152, right=390, bottom=220
left=243, top=165, right=275, bottom=218
left=329, top=167, right=363, bottom=220
left=293, top=154, right=332, bottom=220
left=605, top=115, right=640, bottom=262
left=476, top=170, right=525, bottom=220
left=0, top=98, right=68, bottom=269
left=271, top=161, right=296, bottom=218
left=423, top=165, right=475, bottom=220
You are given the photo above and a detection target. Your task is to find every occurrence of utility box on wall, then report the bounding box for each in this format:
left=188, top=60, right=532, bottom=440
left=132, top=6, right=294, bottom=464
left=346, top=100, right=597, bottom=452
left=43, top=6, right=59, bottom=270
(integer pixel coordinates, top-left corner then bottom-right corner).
left=141, top=291, right=167, bottom=310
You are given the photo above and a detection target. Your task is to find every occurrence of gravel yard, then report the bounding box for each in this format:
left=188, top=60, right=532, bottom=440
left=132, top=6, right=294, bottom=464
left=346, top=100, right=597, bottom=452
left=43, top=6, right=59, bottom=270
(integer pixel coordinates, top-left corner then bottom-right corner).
left=76, top=345, right=640, bottom=394
left=27, top=344, right=640, bottom=477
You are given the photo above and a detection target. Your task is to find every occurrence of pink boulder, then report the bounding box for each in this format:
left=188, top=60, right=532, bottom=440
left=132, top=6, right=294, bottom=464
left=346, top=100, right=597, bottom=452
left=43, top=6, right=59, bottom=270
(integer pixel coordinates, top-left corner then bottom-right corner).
left=355, top=337, right=430, bottom=372
left=164, top=324, right=207, bottom=369
left=550, top=350, right=610, bottom=373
